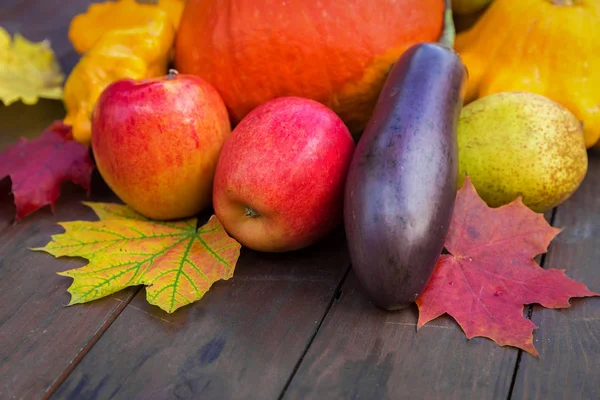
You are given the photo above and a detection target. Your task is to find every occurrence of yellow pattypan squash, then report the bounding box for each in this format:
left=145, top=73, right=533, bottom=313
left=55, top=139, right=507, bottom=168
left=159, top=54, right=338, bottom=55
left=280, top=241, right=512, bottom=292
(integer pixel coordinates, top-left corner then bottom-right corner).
left=68, top=0, right=186, bottom=55
left=63, top=0, right=186, bottom=145
left=455, top=0, right=600, bottom=148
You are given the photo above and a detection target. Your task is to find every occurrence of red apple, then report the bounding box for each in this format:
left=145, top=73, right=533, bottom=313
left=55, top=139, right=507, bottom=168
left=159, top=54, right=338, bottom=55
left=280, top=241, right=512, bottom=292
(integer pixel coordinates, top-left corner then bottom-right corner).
left=212, top=96, right=355, bottom=252
left=91, top=70, right=231, bottom=220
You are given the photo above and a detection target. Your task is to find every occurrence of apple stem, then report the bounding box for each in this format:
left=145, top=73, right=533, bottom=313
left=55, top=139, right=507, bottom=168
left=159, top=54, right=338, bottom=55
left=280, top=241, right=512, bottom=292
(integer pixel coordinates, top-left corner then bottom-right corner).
left=245, top=206, right=260, bottom=218
left=167, top=69, right=179, bottom=80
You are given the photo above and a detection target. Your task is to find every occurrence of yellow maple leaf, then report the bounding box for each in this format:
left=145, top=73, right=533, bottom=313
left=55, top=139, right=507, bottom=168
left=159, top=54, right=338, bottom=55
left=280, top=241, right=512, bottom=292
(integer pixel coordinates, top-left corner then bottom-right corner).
left=34, top=202, right=241, bottom=313
left=0, top=27, right=65, bottom=106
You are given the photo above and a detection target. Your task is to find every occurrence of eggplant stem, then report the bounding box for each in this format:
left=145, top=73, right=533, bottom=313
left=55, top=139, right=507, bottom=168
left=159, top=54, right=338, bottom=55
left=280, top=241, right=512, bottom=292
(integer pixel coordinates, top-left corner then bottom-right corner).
left=439, top=0, right=456, bottom=49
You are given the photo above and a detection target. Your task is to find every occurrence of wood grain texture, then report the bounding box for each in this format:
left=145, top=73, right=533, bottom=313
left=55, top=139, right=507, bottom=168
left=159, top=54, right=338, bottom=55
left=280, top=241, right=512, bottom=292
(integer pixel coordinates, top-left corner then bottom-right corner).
left=511, top=151, right=600, bottom=400
left=0, top=176, right=139, bottom=400
left=52, top=230, right=350, bottom=400
left=282, top=272, right=519, bottom=400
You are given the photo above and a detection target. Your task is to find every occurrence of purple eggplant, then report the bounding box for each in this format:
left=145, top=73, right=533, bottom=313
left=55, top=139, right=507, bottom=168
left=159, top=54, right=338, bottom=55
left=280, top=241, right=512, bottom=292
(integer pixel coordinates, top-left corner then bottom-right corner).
left=343, top=42, right=467, bottom=310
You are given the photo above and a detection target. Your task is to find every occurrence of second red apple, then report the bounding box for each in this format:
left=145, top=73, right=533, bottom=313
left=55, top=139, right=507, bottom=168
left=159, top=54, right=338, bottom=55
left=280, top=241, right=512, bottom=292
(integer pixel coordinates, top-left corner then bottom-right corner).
left=213, top=97, right=355, bottom=252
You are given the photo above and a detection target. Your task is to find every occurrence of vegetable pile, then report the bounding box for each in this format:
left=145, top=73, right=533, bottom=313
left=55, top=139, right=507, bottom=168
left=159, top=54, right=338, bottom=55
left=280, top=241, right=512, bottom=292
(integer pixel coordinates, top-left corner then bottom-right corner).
left=1, top=0, right=598, bottom=354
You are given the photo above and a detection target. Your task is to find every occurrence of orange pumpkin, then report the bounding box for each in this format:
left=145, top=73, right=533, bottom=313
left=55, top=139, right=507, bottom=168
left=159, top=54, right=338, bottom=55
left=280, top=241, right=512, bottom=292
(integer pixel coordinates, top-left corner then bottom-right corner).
left=175, top=0, right=445, bottom=135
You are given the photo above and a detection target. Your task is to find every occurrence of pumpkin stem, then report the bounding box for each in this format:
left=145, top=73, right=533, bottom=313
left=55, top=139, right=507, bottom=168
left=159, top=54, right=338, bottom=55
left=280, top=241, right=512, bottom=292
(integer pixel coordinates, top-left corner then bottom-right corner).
left=439, top=0, right=456, bottom=49
left=549, top=0, right=582, bottom=5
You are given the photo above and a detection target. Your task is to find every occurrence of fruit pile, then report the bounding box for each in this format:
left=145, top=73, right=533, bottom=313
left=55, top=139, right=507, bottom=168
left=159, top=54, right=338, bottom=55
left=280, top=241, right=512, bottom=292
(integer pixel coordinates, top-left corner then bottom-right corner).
left=54, top=0, right=600, bottom=310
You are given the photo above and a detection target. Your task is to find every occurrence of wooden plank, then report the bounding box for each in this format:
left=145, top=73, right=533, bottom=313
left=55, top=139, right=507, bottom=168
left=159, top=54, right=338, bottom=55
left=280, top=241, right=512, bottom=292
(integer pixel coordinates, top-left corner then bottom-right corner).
left=281, top=272, right=519, bottom=400
left=511, top=151, right=600, bottom=400
left=0, top=176, right=140, bottom=400
left=52, top=230, right=350, bottom=400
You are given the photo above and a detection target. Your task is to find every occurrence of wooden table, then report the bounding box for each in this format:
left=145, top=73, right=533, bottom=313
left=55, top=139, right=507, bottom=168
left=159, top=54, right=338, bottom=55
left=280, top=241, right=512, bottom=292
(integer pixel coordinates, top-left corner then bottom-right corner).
left=1, top=2, right=598, bottom=399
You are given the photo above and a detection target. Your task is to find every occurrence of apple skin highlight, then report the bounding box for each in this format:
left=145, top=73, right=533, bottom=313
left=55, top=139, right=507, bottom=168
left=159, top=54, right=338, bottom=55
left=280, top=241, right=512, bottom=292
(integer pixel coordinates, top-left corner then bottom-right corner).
left=212, top=97, right=356, bottom=252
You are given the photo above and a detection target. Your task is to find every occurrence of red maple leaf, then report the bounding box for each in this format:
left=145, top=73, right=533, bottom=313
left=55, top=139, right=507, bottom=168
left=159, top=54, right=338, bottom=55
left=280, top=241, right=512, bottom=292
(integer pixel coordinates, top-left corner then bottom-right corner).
left=416, top=177, right=599, bottom=356
left=0, top=121, right=94, bottom=221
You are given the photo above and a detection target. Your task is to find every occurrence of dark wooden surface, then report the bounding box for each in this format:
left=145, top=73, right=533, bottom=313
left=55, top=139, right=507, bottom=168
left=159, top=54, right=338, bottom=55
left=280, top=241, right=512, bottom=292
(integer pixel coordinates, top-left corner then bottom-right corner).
left=283, top=274, right=520, bottom=400
left=511, top=155, right=600, bottom=400
left=52, top=232, right=349, bottom=400
left=0, top=1, right=599, bottom=399
left=0, top=188, right=138, bottom=400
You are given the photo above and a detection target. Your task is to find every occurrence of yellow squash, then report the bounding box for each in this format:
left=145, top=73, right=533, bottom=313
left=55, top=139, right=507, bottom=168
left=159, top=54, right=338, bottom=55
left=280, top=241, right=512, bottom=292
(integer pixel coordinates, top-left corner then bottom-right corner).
left=68, top=0, right=186, bottom=54
left=63, top=0, right=186, bottom=145
left=455, top=0, right=600, bottom=148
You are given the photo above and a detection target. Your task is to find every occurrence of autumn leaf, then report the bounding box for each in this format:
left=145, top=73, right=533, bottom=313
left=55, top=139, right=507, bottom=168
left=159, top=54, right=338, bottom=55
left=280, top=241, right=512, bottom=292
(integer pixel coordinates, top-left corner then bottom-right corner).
left=0, top=121, right=94, bottom=221
left=34, top=202, right=242, bottom=313
left=416, top=177, right=599, bottom=356
left=0, top=27, right=64, bottom=106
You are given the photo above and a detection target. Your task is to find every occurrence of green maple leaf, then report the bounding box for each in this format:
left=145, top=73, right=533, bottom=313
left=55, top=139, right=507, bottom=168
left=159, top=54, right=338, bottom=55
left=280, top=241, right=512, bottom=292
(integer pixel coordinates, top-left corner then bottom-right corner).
left=34, top=202, right=241, bottom=313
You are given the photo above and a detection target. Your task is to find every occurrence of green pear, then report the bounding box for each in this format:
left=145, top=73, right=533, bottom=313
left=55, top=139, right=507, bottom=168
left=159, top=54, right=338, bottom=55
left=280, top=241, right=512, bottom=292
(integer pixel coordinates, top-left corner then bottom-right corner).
left=457, top=91, right=588, bottom=213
